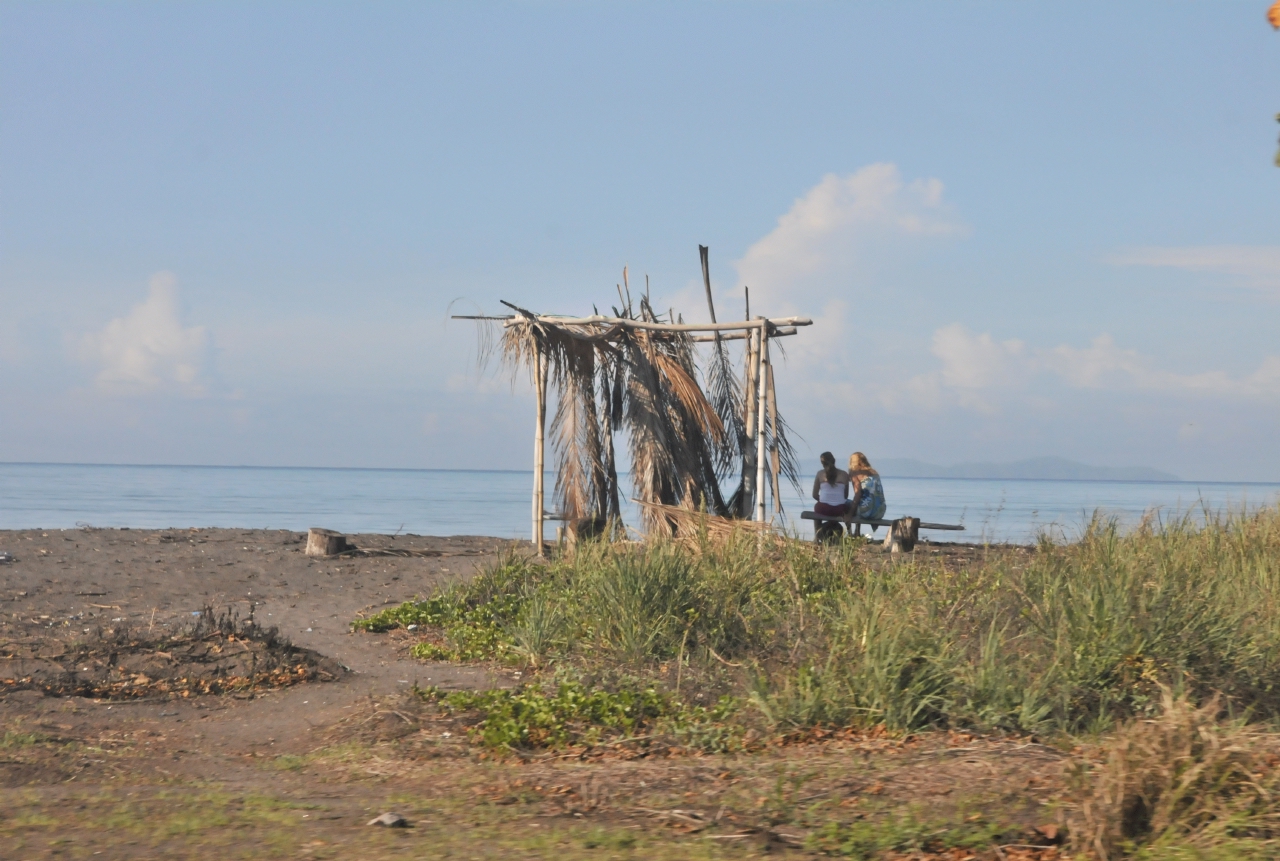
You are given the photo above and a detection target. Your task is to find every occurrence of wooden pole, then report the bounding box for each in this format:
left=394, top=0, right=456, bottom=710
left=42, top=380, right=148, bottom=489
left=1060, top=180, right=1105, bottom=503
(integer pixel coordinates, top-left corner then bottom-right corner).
left=754, top=324, right=769, bottom=523
left=767, top=360, right=782, bottom=516
left=532, top=345, right=548, bottom=557
left=699, top=245, right=718, bottom=326
left=741, top=325, right=758, bottom=518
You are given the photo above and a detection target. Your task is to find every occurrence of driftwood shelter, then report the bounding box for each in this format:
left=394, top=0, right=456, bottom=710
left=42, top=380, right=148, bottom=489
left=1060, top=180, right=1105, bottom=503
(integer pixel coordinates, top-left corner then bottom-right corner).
left=457, top=248, right=963, bottom=553
left=456, top=248, right=812, bottom=554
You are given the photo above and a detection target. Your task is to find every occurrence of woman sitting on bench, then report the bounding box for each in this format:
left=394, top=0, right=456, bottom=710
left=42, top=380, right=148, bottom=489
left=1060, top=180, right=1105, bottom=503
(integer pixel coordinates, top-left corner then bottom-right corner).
left=845, top=451, right=887, bottom=536
left=812, top=452, right=850, bottom=518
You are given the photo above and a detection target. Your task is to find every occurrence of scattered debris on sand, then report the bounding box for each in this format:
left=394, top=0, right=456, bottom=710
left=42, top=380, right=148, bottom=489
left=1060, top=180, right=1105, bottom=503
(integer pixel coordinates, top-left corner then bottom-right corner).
left=0, top=608, right=343, bottom=699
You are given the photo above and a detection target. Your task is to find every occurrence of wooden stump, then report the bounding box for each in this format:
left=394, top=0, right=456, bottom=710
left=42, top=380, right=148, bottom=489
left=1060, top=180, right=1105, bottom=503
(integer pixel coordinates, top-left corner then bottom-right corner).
left=306, top=528, right=350, bottom=557
left=814, top=520, right=845, bottom=544
left=566, top=517, right=607, bottom=544
left=884, top=517, right=920, bottom=553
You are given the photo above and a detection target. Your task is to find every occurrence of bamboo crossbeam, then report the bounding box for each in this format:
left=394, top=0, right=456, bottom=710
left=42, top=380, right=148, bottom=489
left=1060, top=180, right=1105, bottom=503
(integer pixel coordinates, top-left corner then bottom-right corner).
left=521, top=315, right=812, bottom=331
left=460, top=314, right=812, bottom=333
left=453, top=314, right=801, bottom=342
left=453, top=314, right=810, bottom=337
left=690, top=327, right=796, bottom=342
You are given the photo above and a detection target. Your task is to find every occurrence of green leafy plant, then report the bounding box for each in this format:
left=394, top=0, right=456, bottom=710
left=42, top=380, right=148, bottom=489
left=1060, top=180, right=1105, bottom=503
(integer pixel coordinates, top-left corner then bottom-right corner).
left=419, top=678, right=739, bottom=751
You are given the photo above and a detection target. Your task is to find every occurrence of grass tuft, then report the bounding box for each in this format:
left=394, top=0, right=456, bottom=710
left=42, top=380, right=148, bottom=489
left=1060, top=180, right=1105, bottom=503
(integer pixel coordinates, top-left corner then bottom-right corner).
left=1071, top=690, right=1280, bottom=859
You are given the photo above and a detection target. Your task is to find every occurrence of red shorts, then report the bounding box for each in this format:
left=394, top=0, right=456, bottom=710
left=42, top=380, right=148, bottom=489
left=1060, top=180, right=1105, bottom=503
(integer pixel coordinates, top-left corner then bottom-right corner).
left=814, top=502, right=848, bottom=517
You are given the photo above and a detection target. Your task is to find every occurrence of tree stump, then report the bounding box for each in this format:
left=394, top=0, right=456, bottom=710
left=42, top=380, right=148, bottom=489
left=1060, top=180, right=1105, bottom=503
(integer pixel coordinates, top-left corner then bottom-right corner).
left=814, top=520, right=845, bottom=544
left=884, top=517, right=920, bottom=553
left=305, top=528, right=350, bottom=557
left=566, top=517, right=607, bottom=544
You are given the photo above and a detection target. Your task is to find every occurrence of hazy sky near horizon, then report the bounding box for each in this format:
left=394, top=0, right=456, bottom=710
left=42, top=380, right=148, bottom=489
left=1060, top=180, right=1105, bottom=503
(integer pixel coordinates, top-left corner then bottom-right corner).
left=2, top=2, right=1279, bottom=481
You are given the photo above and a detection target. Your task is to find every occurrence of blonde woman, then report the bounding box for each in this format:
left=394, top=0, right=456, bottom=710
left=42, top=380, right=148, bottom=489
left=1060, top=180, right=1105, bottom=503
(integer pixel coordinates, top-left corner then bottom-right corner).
left=846, top=452, right=887, bottom=536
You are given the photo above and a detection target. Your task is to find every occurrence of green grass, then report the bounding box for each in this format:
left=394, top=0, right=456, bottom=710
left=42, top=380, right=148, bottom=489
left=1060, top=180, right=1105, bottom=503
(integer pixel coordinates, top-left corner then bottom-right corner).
left=0, top=783, right=781, bottom=861
left=0, top=731, right=57, bottom=748
left=0, top=787, right=319, bottom=857
left=361, top=507, right=1280, bottom=737
left=352, top=505, right=1280, bottom=858
left=805, top=811, right=1015, bottom=859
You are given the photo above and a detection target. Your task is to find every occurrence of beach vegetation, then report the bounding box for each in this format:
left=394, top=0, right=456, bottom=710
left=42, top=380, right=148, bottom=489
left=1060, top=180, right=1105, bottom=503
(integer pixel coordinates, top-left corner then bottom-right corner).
left=359, top=506, right=1280, bottom=737
left=351, top=505, right=1280, bottom=858
left=416, top=677, right=740, bottom=751
left=805, top=811, right=1017, bottom=858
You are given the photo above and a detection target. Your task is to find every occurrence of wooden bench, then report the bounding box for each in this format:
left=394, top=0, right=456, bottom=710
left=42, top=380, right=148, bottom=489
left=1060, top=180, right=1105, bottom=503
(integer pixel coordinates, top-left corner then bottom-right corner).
left=800, top=511, right=963, bottom=550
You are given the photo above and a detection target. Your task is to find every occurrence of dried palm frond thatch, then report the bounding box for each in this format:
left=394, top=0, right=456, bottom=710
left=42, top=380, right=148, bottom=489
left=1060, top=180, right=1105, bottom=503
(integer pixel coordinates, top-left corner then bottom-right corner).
left=633, top=500, right=771, bottom=542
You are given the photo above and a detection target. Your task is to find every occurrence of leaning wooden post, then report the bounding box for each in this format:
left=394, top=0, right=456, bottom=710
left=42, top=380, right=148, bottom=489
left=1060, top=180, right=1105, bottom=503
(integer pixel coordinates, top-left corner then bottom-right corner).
left=754, top=322, right=769, bottom=523
left=531, top=343, right=548, bottom=557
left=766, top=360, right=782, bottom=516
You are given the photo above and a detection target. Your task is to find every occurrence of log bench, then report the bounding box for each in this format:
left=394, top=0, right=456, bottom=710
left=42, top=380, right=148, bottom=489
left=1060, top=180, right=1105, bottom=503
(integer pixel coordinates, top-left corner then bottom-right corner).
left=800, top=511, right=964, bottom=550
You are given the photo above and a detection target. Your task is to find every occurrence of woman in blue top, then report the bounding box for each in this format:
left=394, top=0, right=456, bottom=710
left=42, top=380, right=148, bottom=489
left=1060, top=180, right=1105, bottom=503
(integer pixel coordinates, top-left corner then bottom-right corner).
left=846, top=452, right=887, bottom=537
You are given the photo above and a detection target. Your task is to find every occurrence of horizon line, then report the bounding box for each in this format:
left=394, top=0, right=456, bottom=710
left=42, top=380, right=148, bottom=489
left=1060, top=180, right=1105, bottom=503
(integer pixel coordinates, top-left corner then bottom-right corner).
left=2, top=461, right=1278, bottom=487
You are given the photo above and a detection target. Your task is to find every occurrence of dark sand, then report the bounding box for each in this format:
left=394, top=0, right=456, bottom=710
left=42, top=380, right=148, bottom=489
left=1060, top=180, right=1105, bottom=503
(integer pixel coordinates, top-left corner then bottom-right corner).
left=1, top=529, right=518, bottom=756
left=0, top=529, right=1058, bottom=860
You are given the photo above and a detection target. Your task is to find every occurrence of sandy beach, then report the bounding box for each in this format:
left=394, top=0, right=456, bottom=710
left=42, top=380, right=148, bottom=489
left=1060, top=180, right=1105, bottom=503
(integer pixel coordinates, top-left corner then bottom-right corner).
left=1, top=526, right=519, bottom=699
left=0, top=528, right=521, bottom=770
left=0, top=528, right=524, bottom=856
left=0, top=527, right=1066, bottom=860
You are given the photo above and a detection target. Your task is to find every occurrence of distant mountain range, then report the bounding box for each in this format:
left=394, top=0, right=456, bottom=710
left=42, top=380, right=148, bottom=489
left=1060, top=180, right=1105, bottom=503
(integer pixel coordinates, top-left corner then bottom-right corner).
left=873, top=456, right=1180, bottom=482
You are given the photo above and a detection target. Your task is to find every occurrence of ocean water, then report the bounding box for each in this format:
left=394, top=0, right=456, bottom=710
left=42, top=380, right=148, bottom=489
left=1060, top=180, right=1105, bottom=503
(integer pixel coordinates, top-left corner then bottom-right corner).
left=2, top=462, right=1279, bottom=545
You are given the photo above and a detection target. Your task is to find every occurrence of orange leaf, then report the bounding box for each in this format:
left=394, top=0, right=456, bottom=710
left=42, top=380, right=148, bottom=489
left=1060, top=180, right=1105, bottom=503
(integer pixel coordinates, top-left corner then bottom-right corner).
left=1270, top=1, right=1280, bottom=29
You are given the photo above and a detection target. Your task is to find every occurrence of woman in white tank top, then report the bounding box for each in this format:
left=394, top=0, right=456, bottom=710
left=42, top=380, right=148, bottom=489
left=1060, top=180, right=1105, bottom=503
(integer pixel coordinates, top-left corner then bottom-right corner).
left=811, top=451, right=850, bottom=517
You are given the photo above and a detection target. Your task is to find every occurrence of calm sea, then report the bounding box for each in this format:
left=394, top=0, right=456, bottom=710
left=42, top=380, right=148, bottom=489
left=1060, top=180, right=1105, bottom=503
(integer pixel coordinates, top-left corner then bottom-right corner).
left=2, top=462, right=1278, bottom=545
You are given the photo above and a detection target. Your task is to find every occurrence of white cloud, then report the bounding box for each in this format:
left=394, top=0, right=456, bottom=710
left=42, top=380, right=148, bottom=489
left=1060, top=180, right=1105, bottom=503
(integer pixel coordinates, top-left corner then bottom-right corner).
left=734, top=163, right=964, bottom=312
left=1043, top=336, right=1280, bottom=398
left=1039, top=335, right=1153, bottom=389
left=1110, top=245, right=1280, bottom=295
left=723, top=171, right=1280, bottom=478
left=721, top=164, right=966, bottom=398
left=909, top=325, right=1280, bottom=409
left=80, top=272, right=212, bottom=395
left=932, top=324, right=1029, bottom=389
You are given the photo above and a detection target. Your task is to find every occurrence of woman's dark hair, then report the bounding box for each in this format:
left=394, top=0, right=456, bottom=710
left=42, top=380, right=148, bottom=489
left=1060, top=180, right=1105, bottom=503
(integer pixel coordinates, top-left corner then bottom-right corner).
left=820, top=451, right=836, bottom=484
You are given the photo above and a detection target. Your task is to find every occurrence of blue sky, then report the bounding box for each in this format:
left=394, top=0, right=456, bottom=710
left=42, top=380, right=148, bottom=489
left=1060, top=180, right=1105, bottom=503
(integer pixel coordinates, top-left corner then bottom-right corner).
left=2, top=2, right=1278, bottom=480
